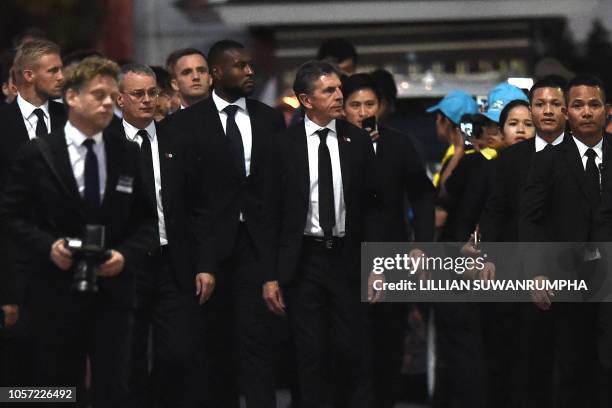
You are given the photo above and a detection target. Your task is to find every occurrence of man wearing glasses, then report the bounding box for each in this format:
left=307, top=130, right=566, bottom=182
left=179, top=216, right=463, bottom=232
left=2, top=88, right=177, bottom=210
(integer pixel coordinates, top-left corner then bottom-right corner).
left=109, top=63, right=209, bottom=408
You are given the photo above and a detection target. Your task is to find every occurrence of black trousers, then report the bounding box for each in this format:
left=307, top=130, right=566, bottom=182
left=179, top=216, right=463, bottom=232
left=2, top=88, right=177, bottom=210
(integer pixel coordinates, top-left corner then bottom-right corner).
left=204, top=224, right=276, bottom=408
left=368, top=303, right=407, bottom=408
left=433, top=302, right=486, bottom=408
left=25, top=288, right=133, bottom=408
left=128, top=247, right=203, bottom=408
left=287, top=239, right=373, bottom=408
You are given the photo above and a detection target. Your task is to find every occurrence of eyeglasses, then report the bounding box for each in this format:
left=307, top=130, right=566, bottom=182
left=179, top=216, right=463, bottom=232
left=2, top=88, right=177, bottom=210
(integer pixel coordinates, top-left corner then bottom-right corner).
left=124, top=88, right=160, bottom=99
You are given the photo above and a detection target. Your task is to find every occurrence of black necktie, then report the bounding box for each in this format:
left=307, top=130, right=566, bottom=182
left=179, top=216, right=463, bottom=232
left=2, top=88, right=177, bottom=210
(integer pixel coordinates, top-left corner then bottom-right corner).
left=137, top=129, right=160, bottom=246
left=317, top=128, right=335, bottom=237
left=83, top=139, right=100, bottom=222
left=33, top=108, right=48, bottom=138
left=544, top=143, right=554, bottom=151
left=223, top=105, right=246, bottom=178
left=137, top=129, right=156, bottom=198
left=585, top=148, right=601, bottom=207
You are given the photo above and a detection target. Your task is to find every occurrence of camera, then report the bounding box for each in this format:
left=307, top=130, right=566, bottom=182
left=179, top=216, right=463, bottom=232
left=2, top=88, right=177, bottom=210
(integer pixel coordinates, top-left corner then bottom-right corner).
left=65, top=225, right=111, bottom=293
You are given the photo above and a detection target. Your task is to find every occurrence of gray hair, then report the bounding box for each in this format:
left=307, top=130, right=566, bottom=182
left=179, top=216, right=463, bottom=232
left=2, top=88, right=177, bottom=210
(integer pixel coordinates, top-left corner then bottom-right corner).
left=118, top=63, right=156, bottom=91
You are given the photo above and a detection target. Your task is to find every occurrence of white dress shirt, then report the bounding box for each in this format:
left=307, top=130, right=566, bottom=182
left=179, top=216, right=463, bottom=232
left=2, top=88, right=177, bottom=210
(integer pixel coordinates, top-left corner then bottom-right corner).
left=17, top=94, right=51, bottom=140
left=304, top=115, right=346, bottom=237
left=212, top=89, right=253, bottom=177
left=534, top=132, right=564, bottom=152
left=64, top=121, right=106, bottom=202
left=573, top=135, right=603, bottom=171
left=122, top=119, right=168, bottom=246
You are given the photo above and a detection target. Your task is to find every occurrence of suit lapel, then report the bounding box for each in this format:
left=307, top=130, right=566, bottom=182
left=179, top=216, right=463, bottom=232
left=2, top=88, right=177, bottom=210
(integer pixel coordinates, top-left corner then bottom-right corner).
left=292, top=122, right=310, bottom=202
left=9, top=100, right=30, bottom=144
left=100, top=130, right=121, bottom=215
left=562, top=135, right=590, bottom=202
left=336, top=120, right=351, bottom=199
left=157, top=124, right=174, bottom=215
left=247, top=100, right=261, bottom=177
left=42, top=130, right=82, bottom=212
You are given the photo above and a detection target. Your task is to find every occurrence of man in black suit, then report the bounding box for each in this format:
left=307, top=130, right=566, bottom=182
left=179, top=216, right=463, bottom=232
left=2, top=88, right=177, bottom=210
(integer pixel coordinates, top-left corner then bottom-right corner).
left=265, top=60, right=380, bottom=408
left=166, top=40, right=285, bottom=408
left=520, top=75, right=610, bottom=408
left=0, top=39, right=66, bottom=386
left=341, top=72, right=434, bottom=408
left=476, top=77, right=566, bottom=408
left=0, top=56, right=156, bottom=407
left=109, top=63, right=209, bottom=408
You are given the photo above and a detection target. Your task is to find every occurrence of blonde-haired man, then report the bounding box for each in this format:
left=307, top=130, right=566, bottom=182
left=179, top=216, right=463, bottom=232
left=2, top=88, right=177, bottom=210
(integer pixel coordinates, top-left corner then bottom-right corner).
left=0, top=40, right=67, bottom=348
left=0, top=56, right=156, bottom=406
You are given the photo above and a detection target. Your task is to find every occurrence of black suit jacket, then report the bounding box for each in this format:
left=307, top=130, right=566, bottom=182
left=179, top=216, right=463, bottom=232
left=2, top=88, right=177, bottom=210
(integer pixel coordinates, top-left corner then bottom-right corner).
left=270, top=119, right=380, bottom=285
left=0, top=128, right=156, bottom=309
left=106, top=118, right=207, bottom=293
left=439, top=152, right=489, bottom=242
left=374, top=125, right=434, bottom=242
left=165, top=97, right=286, bottom=279
left=520, top=134, right=610, bottom=281
left=0, top=99, right=67, bottom=305
left=478, top=138, right=535, bottom=242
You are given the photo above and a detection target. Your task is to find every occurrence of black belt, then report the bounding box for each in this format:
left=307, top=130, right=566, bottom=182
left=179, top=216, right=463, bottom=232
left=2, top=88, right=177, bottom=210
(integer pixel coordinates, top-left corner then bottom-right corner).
left=148, top=244, right=170, bottom=257
left=303, top=235, right=344, bottom=250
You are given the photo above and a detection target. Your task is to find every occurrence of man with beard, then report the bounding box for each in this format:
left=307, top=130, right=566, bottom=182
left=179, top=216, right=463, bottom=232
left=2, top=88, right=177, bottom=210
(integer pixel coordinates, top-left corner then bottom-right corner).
left=0, top=56, right=156, bottom=406
left=0, top=39, right=66, bottom=386
left=166, top=40, right=285, bottom=408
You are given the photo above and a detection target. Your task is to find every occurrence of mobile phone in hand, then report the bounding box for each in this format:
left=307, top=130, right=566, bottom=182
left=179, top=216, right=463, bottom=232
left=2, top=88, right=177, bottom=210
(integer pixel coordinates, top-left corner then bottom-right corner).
left=362, top=116, right=377, bottom=131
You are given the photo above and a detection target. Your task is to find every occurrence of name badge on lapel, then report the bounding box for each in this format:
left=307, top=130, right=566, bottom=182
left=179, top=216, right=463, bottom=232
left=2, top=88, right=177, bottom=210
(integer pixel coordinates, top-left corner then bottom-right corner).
left=116, top=175, right=134, bottom=194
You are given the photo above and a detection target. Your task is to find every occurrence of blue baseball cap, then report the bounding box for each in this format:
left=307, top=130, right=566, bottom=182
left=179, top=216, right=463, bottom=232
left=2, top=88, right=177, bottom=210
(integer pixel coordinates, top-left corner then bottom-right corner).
left=480, top=83, right=529, bottom=123
left=426, top=90, right=479, bottom=125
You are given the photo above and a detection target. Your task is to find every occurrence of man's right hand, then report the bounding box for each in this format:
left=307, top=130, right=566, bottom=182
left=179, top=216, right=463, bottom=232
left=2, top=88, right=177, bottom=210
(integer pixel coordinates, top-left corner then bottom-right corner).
left=2, top=304, right=19, bottom=328
left=530, top=275, right=553, bottom=311
left=263, top=280, right=286, bottom=316
left=195, top=272, right=215, bottom=305
left=50, top=239, right=73, bottom=271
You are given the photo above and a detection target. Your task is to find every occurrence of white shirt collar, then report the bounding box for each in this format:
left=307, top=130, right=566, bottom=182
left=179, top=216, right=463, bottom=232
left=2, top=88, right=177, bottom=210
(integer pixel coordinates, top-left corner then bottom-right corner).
left=17, top=93, right=49, bottom=120
left=304, top=114, right=337, bottom=138
left=535, top=132, right=564, bottom=152
left=572, top=134, right=603, bottom=159
left=64, top=121, right=103, bottom=147
left=212, top=89, right=247, bottom=114
left=122, top=119, right=156, bottom=142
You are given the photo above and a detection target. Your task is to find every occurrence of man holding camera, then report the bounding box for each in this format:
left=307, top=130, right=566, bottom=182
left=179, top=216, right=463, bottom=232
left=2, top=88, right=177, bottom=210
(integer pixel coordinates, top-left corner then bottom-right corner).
left=0, top=56, right=156, bottom=407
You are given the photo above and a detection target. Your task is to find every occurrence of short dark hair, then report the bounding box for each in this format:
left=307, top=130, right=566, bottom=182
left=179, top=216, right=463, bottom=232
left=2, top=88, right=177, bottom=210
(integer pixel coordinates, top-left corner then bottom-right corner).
left=207, top=40, right=245, bottom=68
left=499, top=99, right=530, bottom=129
left=316, top=38, right=357, bottom=64
left=165, top=48, right=206, bottom=77
left=150, top=66, right=172, bottom=93
left=293, top=60, right=341, bottom=96
left=370, top=69, right=397, bottom=106
left=565, top=74, right=607, bottom=104
left=341, top=73, right=380, bottom=103
left=529, top=75, right=566, bottom=103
